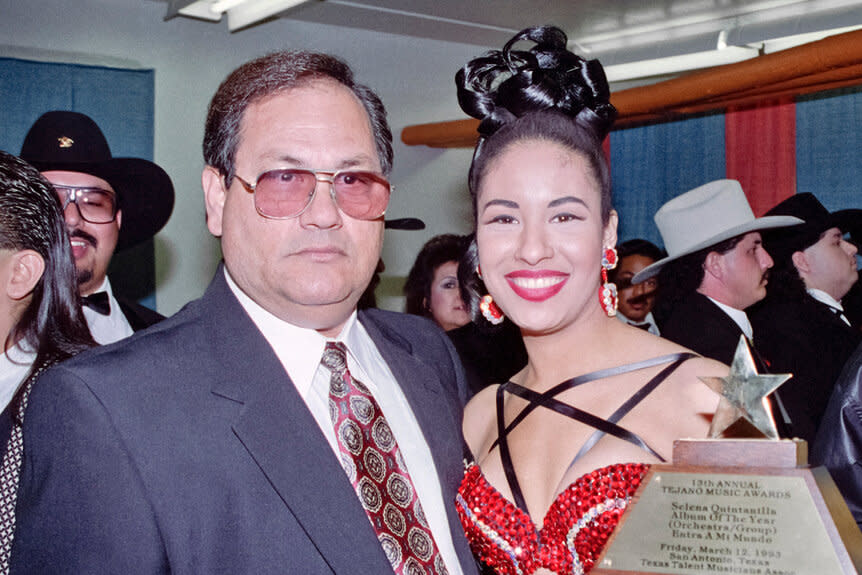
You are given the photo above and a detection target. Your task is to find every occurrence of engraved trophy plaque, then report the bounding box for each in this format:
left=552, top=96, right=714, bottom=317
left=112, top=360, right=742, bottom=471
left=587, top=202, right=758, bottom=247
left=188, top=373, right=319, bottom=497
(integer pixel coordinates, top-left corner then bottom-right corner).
left=594, top=339, right=862, bottom=575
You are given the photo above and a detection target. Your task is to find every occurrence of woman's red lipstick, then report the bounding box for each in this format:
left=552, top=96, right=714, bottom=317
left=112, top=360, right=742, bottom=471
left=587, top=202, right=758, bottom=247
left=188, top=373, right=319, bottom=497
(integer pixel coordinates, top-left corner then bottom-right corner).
left=505, top=270, right=568, bottom=302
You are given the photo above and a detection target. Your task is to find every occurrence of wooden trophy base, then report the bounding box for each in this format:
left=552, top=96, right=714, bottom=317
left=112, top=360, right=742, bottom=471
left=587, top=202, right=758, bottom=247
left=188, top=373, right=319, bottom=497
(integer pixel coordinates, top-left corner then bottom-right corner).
left=593, top=439, right=862, bottom=575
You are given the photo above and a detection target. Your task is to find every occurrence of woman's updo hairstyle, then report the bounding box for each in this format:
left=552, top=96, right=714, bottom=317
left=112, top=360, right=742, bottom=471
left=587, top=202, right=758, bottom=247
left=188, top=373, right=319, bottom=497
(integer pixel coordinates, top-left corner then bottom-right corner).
left=456, top=26, right=617, bottom=326
left=456, top=25, right=616, bottom=222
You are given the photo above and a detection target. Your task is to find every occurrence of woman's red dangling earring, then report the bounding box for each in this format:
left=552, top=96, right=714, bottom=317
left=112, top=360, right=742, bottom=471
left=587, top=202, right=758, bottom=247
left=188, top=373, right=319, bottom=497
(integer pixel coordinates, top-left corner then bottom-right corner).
left=480, top=294, right=504, bottom=325
left=599, top=247, right=618, bottom=317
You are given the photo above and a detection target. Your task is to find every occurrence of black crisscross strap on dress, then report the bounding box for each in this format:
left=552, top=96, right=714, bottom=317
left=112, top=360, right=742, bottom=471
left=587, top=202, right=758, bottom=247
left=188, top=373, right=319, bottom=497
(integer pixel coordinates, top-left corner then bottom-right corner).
left=492, top=352, right=697, bottom=513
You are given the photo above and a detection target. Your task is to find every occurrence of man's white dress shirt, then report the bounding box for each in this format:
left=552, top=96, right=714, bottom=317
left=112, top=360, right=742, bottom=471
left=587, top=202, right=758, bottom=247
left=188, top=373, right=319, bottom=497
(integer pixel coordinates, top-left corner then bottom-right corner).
left=0, top=344, right=35, bottom=412
left=616, top=310, right=660, bottom=335
left=808, top=288, right=852, bottom=326
left=707, top=296, right=754, bottom=342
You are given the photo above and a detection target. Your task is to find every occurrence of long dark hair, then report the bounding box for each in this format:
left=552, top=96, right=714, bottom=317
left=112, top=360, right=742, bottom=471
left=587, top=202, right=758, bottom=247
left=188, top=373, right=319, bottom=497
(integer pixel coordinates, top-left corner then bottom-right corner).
left=0, top=151, right=95, bottom=376
left=455, top=25, right=617, bottom=324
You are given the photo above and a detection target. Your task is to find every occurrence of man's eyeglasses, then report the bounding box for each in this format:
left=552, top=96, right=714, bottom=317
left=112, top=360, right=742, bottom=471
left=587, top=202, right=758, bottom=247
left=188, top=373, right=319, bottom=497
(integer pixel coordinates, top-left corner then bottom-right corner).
left=54, top=184, right=119, bottom=224
left=234, top=169, right=391, bottom=221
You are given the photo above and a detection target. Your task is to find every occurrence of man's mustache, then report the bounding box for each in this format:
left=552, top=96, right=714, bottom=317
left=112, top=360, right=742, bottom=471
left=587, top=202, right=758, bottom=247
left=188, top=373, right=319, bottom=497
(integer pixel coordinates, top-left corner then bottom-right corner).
left=69, top=229, right=98, bottom=248
left=626, top=290, right=657, bottom=306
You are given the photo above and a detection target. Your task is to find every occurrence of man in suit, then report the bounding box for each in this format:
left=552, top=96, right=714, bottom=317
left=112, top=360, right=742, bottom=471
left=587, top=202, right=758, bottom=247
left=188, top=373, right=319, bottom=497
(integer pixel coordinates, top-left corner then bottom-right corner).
left=609, top=238, right=665, bottom=335
left=752, top=193, right=861, bottom=443
left=11, top=51, right=478, bottom=575
left=633, top=180, right=801, bottom=366
left=19, top=111, right=174, bottom=343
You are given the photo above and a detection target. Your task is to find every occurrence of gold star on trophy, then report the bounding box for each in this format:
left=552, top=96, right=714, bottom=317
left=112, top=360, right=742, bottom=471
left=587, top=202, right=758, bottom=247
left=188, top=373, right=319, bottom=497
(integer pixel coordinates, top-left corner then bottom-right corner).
left=700, top=336, right=792, bottom=439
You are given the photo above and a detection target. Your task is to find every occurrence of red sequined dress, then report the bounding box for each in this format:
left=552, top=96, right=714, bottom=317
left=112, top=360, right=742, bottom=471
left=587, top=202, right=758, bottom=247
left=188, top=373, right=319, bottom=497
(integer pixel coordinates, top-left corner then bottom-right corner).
left=456, top=353, right=695, bottom=575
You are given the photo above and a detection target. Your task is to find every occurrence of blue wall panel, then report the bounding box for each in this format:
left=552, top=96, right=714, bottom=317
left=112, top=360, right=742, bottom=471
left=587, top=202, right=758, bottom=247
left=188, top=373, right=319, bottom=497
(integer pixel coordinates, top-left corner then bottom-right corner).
left=610, top=113, right=726, bottom=247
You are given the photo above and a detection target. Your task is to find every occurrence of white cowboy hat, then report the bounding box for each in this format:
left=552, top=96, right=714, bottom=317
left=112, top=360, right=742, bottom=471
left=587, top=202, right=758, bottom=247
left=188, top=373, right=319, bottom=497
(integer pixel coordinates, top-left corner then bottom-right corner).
left=632, top=179, right=802, bottom=283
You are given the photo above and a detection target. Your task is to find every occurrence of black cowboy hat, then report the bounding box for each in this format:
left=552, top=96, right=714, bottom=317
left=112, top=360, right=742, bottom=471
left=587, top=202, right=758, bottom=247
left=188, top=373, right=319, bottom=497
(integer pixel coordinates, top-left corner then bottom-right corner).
left=762, top=193, right=862, bottom=264
left=19, top=111, right=174, bottom=251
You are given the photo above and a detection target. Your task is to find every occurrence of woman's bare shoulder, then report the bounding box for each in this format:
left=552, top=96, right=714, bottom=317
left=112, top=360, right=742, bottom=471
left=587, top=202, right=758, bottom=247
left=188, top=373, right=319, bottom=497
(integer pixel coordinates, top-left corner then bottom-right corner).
left=634, top=335, right=728, bottom=407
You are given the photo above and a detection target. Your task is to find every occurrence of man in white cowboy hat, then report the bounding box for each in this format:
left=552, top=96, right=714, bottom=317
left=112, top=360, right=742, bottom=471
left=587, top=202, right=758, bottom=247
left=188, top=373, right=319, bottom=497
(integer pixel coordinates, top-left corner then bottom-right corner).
left=633, top=179, right=802, bottom=368
left=19, top=111, right=175, bottom=344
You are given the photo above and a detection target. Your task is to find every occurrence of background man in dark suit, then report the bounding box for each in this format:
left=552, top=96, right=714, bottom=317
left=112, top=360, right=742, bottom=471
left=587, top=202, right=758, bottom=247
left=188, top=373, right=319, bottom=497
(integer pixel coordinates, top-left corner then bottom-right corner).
left=633, top=180, right=801, bottom=366
left=19, top=111, right=174, bottom=342
left=752, top=193, right=861, bottom=443
left=11, top=51, right=478, bottom=575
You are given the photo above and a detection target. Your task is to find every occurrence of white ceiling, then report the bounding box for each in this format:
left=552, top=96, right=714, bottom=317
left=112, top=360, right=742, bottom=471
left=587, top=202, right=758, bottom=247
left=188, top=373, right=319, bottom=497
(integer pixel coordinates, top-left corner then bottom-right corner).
left=165, top=0, right=862, bottom=68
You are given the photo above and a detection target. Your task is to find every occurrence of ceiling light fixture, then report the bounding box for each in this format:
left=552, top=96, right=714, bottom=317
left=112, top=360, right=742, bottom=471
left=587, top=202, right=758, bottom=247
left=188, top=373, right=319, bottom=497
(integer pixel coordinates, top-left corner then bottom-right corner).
left=602, top=23, right=862, bottom=83
left=165, top=0, right=314, bottom=30
left=572, top=0, right=860, bottom=54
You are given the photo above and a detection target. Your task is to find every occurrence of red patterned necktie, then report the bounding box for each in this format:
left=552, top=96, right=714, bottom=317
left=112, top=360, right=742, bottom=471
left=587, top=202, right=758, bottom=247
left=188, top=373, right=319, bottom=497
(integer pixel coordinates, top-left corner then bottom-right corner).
left=322, top=342, right=448, bottom=575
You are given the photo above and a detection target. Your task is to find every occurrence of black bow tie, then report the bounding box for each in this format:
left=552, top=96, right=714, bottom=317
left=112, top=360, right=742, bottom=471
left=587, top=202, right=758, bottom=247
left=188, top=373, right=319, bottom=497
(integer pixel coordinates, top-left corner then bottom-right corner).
left=82, top=291, right=110, bottom=316
left=629, top=321, right=652, bottom=331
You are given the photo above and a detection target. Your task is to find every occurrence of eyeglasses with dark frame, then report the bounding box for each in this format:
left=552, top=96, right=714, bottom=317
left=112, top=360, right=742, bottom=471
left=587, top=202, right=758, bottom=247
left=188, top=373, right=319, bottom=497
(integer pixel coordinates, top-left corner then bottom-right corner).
left=53, top=184, right=119, bottom=224
left=234, top=168, right=392, bottom=221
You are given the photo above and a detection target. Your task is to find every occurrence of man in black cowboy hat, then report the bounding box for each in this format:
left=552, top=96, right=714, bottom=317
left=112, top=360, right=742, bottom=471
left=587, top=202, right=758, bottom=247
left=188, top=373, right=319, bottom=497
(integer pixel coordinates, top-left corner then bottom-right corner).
left=19, top=111, right=174, bottom=344
left=751, top=193, right=861, bottom=443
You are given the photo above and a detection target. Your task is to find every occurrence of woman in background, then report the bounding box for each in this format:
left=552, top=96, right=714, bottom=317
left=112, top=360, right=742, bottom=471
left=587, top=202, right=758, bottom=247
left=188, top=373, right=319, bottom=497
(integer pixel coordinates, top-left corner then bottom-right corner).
left=404, top=233, right=472, bottom=331
left=453, top=27, right=724, bottom=574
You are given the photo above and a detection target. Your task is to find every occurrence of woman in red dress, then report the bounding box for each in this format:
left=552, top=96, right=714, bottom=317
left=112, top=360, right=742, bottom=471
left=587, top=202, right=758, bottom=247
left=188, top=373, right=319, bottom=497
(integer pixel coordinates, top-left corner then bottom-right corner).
left=453, top=26, right=726, bottom=575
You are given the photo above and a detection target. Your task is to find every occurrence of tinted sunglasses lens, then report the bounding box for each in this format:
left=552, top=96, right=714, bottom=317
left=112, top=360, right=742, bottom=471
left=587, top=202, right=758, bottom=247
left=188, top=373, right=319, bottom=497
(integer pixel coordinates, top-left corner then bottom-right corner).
left=254, top=170, right=316, bottom=218
left=333, top=171, right=390, bottom=220
left=254, top=169, right=389, bottom=220
left=78, top=190, right=117, bottom=223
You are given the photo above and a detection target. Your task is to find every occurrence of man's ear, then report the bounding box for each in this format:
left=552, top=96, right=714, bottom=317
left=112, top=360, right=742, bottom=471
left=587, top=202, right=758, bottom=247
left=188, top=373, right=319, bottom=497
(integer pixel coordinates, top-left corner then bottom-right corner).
left=202, top=166, right=227, bottom=237
left=115, top=209, right=122, bottom=231
left=791, top=250, right=810, bottom=275
left=6, top=250, right=45, bottom=301
left=702, top=251, right=724, bottom=279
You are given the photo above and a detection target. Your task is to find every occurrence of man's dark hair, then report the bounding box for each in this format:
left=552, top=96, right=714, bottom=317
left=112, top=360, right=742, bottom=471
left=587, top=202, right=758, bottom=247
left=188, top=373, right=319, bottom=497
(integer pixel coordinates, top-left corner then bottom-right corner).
left=610, top=238, right=665, bottom=284
left=0, top=151, right=94, bottom=376
left=404, top=234, right=469, bottom=317
left=655, top=235, right=745, bottom=321
left=618, top=238, right=665, bottom=264
left=203, top=50, right=393, bottom=186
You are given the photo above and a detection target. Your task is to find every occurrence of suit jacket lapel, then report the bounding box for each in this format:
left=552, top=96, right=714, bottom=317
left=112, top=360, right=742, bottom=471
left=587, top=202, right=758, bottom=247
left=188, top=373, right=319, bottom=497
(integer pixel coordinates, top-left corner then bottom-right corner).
left=360, top=312, right=478, bottom=572
left=809, top=297, right=855, bottom=333
left=359, top=312, right=463, bottom=488
left=203, top=270, right=389, bottom=573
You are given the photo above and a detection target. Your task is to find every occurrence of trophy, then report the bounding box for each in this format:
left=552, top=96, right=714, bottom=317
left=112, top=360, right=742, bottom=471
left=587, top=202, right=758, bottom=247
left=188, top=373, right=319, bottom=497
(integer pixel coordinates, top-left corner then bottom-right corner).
left=594, top=337, right=862, bottom=575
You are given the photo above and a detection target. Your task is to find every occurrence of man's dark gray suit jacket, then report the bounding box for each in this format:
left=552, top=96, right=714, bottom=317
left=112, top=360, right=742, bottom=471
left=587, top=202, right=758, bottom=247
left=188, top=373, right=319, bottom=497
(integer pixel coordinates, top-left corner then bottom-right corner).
left=10, top=268, right=479, bottom=574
